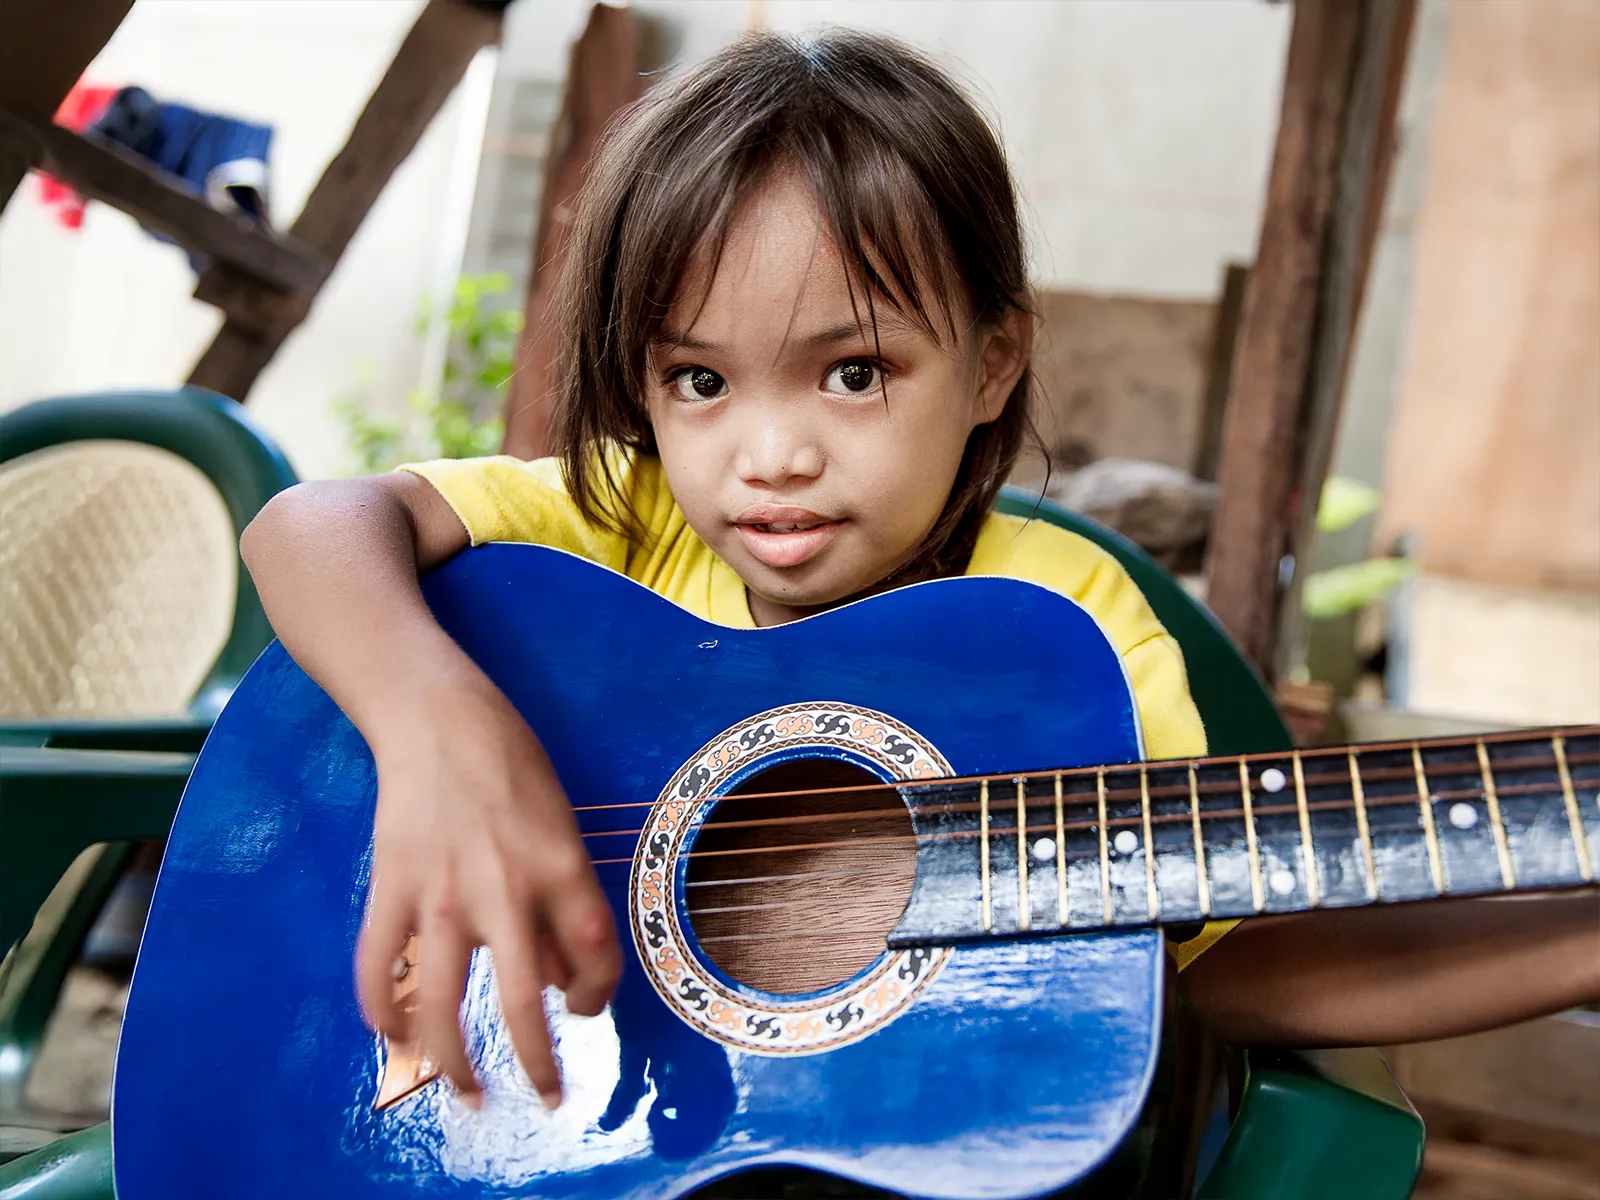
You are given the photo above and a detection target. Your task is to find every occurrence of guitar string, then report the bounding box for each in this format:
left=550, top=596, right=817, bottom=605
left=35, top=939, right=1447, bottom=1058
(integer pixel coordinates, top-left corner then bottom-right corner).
left=581, top=775, right=1579, bottom=851
left=569, top=754, right=1599, bottom=862
left=570, top=751, right=1587, bottom=838
left=583, top=773, right=1595, bottom=870
left=562, top=737, right=1596, bottom=818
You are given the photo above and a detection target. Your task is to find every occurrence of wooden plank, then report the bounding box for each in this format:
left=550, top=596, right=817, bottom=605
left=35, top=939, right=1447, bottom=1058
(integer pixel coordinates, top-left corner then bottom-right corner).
left=1275, top=0, right=1418, bottom=679
left=0, top=106, right=43, bottom=219
left=1202, top=0, right=1411, bottom=675
left=1385, top=1014, right=1600, bottom=1141
left=188, top=0, right=503, bottom=401
left=501, top=1, right=643, bottom=459
left=0, top=0, right=134, bottom=211
left=0, top=107, right=327, bottom=296
left=1194, top=262, right=1249, bottom=482
left=1375, top=0, right=1600, bottom=593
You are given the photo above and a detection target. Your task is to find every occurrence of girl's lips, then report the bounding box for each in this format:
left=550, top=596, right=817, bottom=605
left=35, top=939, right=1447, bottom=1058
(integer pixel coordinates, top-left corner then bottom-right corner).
left=734, top=520, right=843, bottom=569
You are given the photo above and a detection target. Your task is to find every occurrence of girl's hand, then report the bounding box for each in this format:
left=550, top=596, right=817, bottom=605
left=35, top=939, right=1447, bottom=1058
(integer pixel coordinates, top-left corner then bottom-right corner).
left=354, top=669, right=622, bottom=1110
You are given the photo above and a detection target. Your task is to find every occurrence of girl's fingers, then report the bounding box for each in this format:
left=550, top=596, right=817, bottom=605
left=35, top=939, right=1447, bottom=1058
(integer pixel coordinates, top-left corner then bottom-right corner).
left=536, top=927, right=573, bottom=994
left=548, top=881, right=622, bottom=1018
left=415, top=914, right=481, bottom=1107
left=357, top=889, right=414, bottom=1040
left=487, top=914, right=562, bottom=1108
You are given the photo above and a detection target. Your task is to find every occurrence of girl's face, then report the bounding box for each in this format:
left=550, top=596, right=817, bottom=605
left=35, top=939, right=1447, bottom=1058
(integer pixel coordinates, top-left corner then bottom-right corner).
left=646, top=172, right=1028, bottom=627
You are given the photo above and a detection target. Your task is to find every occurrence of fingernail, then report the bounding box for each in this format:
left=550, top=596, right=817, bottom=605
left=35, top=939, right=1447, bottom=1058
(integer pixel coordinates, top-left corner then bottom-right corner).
left=460, top=1089, right=483, bottom=1111
left=539, top=1089, right=562, bottom=1111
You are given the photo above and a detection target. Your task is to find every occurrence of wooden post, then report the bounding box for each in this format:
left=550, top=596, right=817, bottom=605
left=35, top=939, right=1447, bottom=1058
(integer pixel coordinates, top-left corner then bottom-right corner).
left=186, top=0, right=503, bottom=402
left=1202, top=0, right=1416, bottom=676
left=0, top=0, right=135, bottom=211
left=500, top=2, right=642, bottom=460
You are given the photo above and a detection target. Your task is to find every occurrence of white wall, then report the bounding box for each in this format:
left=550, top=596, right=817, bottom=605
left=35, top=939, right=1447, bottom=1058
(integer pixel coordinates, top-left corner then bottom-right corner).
left=636, top=0, right=1292, bottom=298
left=0, top=0, right=485, bottom=479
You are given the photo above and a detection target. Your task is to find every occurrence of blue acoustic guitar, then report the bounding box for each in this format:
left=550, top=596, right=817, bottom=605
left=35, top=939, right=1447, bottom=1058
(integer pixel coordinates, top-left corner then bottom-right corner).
left=114, top=545, right=1599, bottom=1199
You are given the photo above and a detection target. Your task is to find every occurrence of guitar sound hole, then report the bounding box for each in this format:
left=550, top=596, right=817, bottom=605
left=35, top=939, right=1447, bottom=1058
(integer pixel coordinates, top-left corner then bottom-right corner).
left=684, top=759, right=917, bottom=995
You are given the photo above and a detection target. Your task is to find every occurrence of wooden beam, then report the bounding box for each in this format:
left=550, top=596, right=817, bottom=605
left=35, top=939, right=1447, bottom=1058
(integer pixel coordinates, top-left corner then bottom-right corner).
left=1275, top=0, right=1419, bottom=680
left=188, top=0, right=503, bottom=401
left=0, top=107, right=327, bottom=296
left=1202, top=0, right=1414, bottom=676
left=0, top=0, right=134, bottom=211
left=501, top=2, right=642, bottom=459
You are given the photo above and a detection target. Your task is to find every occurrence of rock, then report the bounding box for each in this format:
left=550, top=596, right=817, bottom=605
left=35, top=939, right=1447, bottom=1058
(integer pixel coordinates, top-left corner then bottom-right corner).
left=1041, top=458, right=1218, bottom=568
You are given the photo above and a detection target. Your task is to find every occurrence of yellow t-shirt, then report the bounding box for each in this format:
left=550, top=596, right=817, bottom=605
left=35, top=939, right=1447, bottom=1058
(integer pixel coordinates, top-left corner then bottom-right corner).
left=402, top=453, right=1235, bottom=969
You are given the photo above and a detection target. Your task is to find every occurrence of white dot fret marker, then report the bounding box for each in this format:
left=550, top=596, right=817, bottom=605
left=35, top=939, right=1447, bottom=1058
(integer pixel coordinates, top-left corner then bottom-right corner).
left=1113, top=830, right=1139, bottom=855
left=1269, top=868, right=1296, bottom=896
left=1449, top=802, right=1478, bottom=830
left=1031, top=837, right=1057, bottom=862
left=1260, top=768, right=1287, bottom=794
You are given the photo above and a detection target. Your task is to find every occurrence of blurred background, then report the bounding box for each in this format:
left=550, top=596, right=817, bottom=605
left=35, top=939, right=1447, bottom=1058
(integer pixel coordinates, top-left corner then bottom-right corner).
left=0, top=1, right=1595, bottom=1197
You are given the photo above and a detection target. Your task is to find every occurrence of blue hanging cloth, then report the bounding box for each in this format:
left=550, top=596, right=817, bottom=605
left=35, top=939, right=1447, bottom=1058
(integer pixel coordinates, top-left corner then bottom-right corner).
left=93, top=86, right=275, bottom=264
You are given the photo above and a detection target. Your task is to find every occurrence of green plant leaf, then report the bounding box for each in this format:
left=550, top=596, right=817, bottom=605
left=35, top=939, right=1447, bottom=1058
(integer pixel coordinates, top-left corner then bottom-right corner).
left=1317, top=475, right=1381, bottom=533
left=1302, top=557, right=1412, bottom=619
left=332, top=273, right=514, bottom=471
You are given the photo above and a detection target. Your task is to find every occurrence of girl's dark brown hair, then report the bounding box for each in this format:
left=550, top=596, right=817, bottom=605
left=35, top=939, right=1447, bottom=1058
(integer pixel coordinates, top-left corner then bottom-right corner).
left=548, top=27, right=1033, bottom=582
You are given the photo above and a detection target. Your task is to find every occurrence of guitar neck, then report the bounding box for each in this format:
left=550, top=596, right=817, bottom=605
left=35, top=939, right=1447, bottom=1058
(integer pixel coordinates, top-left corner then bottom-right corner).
left=888, top=726, right=1600, bottom=948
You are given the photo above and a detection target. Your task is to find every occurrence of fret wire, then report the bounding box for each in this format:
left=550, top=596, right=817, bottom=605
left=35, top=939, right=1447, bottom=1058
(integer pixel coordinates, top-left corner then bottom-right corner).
left=1139, top=766, right=1159, bottom=919
left=1474, top=740, right=1516, bottom=889
left=1237, top=760, right=1265, bottom=912
left=1291, top=750, right=1321, bottom=907
left=1015, top=778, right=1031, bottom=931
left=979, top=780, right=992, bottom=933
left=1348, top=750, right=1379, bottom=899
left=1552, top=736, right=1595, bottom=882
left=1411, top=744, right=1446, bottom=893
left=1054, top=772, right=1069, bottom=927
left=1188, top=764, right=1210, bottom=917
left=1096, top=769, right=1112, bottom=924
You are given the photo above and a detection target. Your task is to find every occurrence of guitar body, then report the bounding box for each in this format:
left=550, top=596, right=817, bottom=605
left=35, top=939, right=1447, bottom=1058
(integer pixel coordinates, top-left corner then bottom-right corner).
left=114, top=545, right=1165, bottom=1200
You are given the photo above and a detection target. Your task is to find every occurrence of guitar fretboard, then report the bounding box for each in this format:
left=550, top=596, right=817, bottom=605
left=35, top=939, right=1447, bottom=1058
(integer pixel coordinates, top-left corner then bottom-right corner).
left=888, top=727, right=1600, bottom=947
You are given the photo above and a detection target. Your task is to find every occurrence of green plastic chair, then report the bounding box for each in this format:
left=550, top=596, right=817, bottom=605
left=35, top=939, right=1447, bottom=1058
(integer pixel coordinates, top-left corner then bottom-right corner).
left=0, top=482, right=1419, bottom=1197
left=0, top=388, right=297, bottom=1142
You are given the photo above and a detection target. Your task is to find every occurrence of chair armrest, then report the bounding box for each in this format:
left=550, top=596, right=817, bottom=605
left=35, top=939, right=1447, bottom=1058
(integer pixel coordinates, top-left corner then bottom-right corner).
left=0, top=747, right=192, bottom=954
left=0, top=1122, right=114, bottom=1199
left=1196, top=1047, right=1424, bottom=1199
left=0, top=715, right=212, bottom=754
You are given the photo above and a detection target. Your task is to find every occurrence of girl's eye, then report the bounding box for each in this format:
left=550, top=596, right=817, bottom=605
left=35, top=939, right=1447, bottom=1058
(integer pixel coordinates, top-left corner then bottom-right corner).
left=824, top=359, right=883, bottom=396
left=673, top=367, right=727, bottom=401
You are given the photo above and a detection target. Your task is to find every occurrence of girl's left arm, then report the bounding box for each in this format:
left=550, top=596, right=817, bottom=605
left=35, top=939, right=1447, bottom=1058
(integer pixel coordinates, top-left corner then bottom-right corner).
left=1178, top=890, right=1600, bottom=1046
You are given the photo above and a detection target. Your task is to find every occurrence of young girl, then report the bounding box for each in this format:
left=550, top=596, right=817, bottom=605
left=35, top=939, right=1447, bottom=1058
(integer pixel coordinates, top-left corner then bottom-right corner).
left=242, top=29, right=1598, bottom=1114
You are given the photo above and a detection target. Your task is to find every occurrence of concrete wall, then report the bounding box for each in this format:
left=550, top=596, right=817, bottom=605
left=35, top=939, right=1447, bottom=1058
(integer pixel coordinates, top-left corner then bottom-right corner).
left=635, top=0, right=1290, bottom=299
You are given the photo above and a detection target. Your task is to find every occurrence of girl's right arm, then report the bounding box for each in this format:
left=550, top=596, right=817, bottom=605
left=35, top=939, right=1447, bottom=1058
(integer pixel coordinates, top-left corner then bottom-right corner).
left=240, top=474, right=622, bottom=1109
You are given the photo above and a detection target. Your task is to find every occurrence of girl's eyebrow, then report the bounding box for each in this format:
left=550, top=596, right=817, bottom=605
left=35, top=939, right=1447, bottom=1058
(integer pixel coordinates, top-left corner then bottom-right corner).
left=652, top=314, right=918, bottom=354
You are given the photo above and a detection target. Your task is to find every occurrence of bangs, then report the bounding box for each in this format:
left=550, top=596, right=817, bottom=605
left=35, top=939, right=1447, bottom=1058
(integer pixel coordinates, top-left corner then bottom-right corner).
left=613, top=68, right=973, bottom=388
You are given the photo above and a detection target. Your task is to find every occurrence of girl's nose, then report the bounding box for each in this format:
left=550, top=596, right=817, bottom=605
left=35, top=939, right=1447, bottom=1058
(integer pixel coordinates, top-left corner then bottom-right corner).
left=736, top=425, right=823, bottom=486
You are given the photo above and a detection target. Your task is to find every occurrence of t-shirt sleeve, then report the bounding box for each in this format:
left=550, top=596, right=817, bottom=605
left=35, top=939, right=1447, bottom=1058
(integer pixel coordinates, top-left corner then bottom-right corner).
left=397, top=455, right=630, bottom=572
left=1074, top=556, right=1241, bottom=971
left=972, top=516, right=1237, bottom=969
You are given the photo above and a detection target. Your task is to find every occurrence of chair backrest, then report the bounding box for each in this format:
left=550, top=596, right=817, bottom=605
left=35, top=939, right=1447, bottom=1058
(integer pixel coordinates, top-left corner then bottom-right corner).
left=996, top=486, right=1290, bottom=756
left=0, top=389, right=298, bottom=719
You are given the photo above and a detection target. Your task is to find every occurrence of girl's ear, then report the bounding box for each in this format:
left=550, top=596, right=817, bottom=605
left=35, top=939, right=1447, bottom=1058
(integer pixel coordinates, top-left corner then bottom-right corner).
left=972, top=307, right=1033, bottom=425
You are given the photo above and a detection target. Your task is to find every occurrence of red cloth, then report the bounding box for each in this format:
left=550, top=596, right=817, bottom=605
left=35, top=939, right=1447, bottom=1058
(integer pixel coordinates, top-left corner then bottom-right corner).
left=34, top=83, right=119, bottom=230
